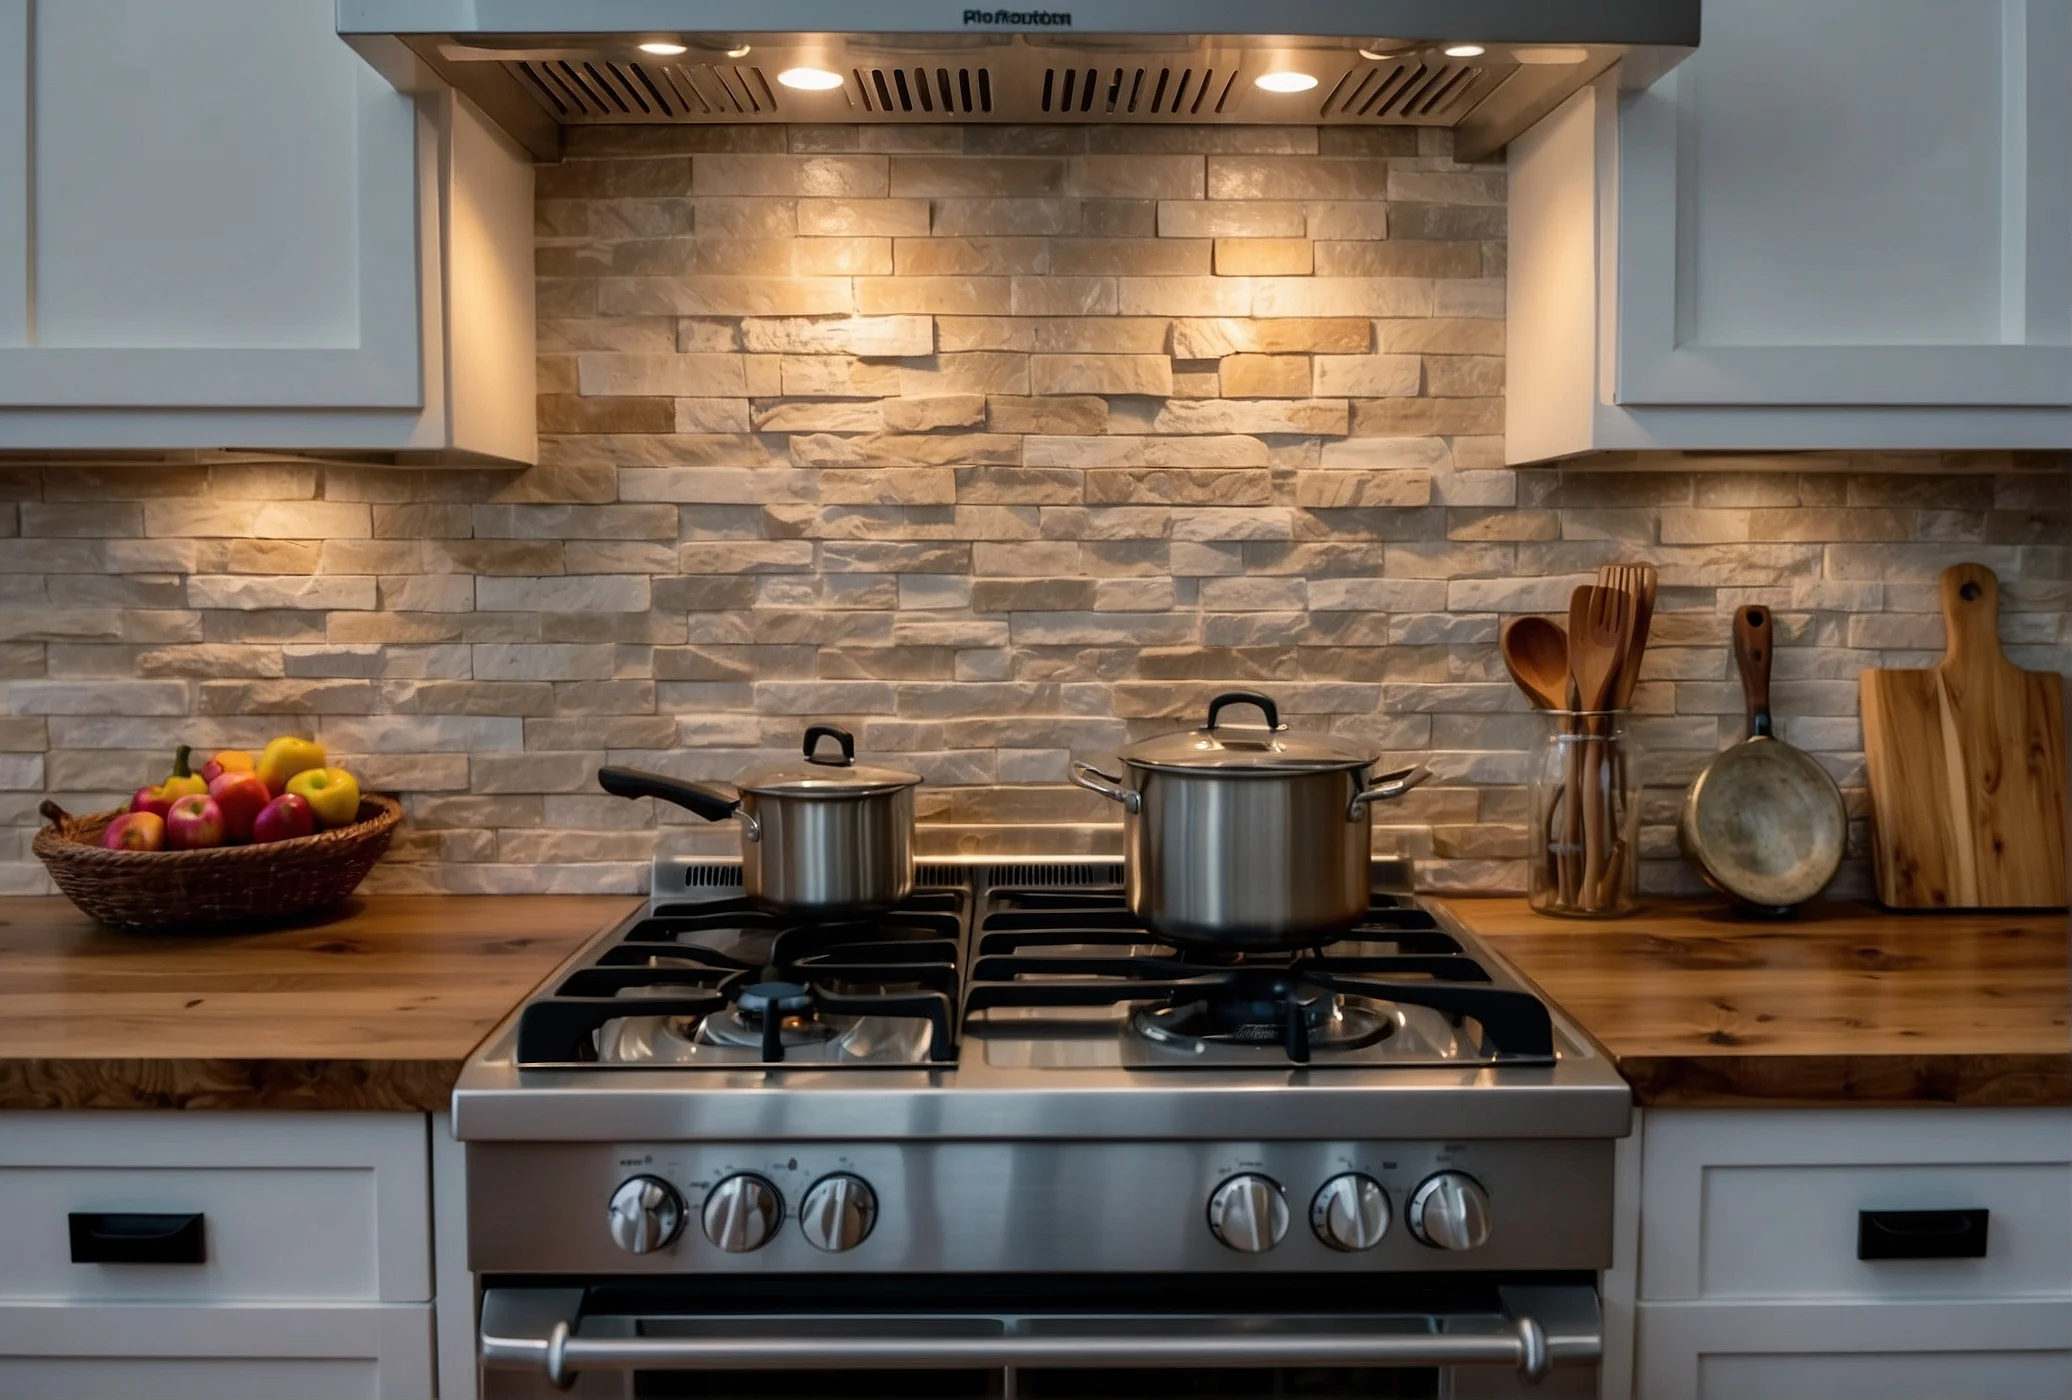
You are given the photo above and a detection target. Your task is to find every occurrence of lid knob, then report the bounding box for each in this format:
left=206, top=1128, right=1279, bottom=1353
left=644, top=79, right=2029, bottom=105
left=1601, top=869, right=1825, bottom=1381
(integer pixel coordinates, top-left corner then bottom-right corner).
left=802, top=724, right=856, bottom=767
left=1205, top=691, right=1281, bottom=732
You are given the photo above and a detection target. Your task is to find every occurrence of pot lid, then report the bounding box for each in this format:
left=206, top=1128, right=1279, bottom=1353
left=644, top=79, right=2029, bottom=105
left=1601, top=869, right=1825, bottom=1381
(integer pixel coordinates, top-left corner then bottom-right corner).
left=737, top=724, right=921, bottom=797
left=1115, top=692, right=1379, bottom=773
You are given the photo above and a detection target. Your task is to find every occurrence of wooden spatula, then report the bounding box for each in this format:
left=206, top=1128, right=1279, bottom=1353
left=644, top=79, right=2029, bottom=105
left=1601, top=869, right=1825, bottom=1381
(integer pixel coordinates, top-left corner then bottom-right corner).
left=1860, top=563, right=2066, bottom=908
left=1569, top=585, right=1635, bottom=908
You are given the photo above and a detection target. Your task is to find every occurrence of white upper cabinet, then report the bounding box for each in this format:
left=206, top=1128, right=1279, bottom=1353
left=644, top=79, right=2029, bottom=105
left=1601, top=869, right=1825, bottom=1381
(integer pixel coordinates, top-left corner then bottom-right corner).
left=1507, top=0, right=2072, bottom=463
left=0, top=0, right=536, bottom=463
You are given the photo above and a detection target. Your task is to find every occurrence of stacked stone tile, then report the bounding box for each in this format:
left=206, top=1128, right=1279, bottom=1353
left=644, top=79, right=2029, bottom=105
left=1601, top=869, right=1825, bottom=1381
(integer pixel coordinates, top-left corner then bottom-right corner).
left=1, top=124, right=2066, bottom=896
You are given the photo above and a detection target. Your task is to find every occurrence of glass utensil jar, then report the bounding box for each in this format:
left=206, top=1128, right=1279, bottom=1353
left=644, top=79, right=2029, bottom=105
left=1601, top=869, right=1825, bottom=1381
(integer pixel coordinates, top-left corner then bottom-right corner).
left=1528, top=710, right=1640, bottom=917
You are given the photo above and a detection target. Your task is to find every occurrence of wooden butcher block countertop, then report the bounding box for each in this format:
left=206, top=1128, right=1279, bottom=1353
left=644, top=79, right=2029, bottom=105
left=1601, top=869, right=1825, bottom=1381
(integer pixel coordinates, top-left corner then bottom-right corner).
left=1436, top=898, right=2071, bottom=1109
left=0, top=895, right=637, bottom=1112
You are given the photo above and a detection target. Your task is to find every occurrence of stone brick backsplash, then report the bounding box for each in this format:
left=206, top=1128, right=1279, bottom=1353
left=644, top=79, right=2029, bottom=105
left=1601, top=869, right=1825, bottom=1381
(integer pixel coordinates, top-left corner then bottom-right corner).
left=2, top=123, right=2067, bottom=897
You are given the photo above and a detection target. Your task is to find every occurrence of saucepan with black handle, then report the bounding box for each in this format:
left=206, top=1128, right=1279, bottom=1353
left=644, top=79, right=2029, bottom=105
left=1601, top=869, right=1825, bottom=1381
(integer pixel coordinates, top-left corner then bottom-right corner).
left=599, top=724, right=921, bottom=916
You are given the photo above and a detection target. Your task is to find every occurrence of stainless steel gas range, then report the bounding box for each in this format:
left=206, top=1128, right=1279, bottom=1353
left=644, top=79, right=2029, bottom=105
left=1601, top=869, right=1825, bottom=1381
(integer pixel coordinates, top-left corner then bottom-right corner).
left=457, top=858, right=1632, bottom=1398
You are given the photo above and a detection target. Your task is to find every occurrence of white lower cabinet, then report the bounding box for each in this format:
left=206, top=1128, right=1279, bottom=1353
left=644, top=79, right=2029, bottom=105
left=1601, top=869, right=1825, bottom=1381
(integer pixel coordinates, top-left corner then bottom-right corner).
left=0, top=1112, right=446, bottom=1399
left=1620, top=1108, right=2072, bottom=1400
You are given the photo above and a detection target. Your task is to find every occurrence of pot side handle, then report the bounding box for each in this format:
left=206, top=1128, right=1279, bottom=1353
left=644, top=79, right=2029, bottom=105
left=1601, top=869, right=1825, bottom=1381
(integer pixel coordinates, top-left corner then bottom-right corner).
left=1348, top=765, right=1431, bottom=820
left=1070, top=761, right=1142, bottom=815
left=597, top=766, right=742, bottom=823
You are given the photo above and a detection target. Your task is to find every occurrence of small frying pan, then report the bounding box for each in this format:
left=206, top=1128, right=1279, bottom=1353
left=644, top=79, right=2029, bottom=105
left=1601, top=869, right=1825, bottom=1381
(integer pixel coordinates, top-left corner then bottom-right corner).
left=1680, top=606, right=1847, bottom=915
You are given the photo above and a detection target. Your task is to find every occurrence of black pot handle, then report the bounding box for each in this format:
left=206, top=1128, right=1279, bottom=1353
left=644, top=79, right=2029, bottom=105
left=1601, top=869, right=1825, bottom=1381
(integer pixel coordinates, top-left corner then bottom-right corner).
left=1205, top=691, right=1281, bottom=732
left=803, top=724, right=856, bottom=767
left=597, top=766, right=741, bottom=823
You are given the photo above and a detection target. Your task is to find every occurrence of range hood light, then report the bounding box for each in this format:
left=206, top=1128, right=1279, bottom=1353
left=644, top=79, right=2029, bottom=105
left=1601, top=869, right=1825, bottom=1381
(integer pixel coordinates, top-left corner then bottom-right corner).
left=637, top=40, right=687, bottom=55
left=1254, top=70, right=1319, bottom=93
left=725, top=44, right=751, bottom=57
left=1443, top=43, right=1487, bottom=58
left=1358, top=45, right=1413, bottom=61
left=777, top=65, right=845, bottom=90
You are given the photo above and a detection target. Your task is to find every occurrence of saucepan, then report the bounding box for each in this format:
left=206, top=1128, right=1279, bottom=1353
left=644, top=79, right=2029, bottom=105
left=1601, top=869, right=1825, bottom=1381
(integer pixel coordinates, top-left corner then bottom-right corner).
left=1073, top=692, right=1429, bottom=947
left=599, top=725, right=921, bottom=916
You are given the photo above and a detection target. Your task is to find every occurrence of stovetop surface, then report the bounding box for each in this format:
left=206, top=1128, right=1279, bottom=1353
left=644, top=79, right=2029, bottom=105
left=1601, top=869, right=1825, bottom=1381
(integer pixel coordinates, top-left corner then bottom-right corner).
left=509, top=868, right=1557, bottom=1074
left=453, top=860, right=1633, bottom=1143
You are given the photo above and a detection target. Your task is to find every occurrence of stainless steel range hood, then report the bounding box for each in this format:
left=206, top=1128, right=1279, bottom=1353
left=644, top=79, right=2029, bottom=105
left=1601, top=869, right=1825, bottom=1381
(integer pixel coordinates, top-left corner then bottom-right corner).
left=338, top=1, right=1697, bottom=162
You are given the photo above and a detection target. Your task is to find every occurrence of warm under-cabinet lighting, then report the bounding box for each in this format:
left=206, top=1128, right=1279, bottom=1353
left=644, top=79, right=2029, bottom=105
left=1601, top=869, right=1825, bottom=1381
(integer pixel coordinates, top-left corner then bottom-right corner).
left=1254, top=71, right=1319, bottom=93
left=777, top=66, right=844, bottom=90
left=637, top=40, right=688, bottom=56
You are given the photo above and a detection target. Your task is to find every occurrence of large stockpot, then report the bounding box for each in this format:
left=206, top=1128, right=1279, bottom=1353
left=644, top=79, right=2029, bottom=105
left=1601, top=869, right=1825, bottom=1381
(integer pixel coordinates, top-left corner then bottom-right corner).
left=598, top=725, right=920, bottom=916
left=1071, top=692, right=1429, bottom=947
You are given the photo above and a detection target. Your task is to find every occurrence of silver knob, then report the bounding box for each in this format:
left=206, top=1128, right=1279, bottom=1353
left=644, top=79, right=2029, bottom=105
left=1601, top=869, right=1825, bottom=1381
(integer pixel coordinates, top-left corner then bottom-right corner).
left=607, top=1176, right=684, bottom=1255
left=1311, top=1173, right=1391, bottom=1252
left=1408, top=1171, right=1492, bottom=1251
left=702, top=1174, right=782, bottom=1253
left=1207, top=1174, right=1288, bottom=1253
left=798, top=1174, right=877, bottom=1253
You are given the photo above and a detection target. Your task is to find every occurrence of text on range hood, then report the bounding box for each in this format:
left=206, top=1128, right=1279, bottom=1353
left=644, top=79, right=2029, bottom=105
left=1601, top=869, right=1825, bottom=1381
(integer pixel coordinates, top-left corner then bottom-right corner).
left=337, top=1, right=1697, bottom=162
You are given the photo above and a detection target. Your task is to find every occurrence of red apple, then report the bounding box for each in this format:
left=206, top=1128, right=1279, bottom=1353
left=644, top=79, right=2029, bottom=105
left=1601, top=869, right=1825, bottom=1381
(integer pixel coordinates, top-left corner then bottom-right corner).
left=165, top=794, right=226, bottom=851
left=101, top=811, right=167, bottom=851
left=208, top=771, right=271, bottom=843
left=199, top=748, right=255, bottom=785
left=251, top=792, right=316, bottom=844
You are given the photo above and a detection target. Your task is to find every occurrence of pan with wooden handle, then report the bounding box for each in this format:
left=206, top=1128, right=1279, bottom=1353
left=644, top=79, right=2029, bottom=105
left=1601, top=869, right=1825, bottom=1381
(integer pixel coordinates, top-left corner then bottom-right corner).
left=1679, top=606, right=1847, bottom=915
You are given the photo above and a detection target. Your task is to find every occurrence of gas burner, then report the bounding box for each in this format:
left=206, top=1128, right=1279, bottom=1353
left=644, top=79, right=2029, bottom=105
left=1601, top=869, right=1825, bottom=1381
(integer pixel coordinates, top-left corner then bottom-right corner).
left=513, top=891, right=966, bottom=1068
left=1132, top=985, right=1395, bottom=1056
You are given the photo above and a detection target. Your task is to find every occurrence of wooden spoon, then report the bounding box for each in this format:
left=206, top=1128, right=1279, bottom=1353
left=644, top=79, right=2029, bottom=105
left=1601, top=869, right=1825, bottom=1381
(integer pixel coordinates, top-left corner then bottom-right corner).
left=1500, top=615, right=1570, bottom=711
left=1569, top=585, right=1636, bottom=909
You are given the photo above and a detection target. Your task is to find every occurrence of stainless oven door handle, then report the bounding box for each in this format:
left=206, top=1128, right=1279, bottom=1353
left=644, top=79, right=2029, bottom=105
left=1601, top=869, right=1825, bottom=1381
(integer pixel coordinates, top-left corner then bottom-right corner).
left=480, top=1290, right=1587, bottom=1391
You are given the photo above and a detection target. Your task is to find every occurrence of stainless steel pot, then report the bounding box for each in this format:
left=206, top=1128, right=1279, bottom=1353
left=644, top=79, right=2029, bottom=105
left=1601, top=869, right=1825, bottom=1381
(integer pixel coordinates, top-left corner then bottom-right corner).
left=599, top=725, right=920, bottom=916
left=1071, top=692, right=1428, bottom=947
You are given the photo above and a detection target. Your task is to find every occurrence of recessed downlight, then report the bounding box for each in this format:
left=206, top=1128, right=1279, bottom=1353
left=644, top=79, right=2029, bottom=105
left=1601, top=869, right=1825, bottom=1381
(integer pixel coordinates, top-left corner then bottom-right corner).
left=1254, top=70, right=1319, bottom=93
left=1443, top=43, right=1487, bottom=58
left=637, top=40, right=687, bottom=56
left=777, top=66, right=844, bottom=91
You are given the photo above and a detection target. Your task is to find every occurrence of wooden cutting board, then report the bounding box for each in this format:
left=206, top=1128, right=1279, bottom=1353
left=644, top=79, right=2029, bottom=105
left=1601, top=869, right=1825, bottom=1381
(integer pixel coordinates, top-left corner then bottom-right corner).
left=1860, top=563, right=2066, bottom=909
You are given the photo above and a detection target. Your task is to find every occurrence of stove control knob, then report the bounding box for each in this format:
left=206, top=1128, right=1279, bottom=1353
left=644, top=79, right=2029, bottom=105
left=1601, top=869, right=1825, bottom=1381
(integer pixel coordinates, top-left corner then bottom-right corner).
left=1311, top=1173, right=1391, bottom=1252
left=702, top=1174, right=782, bottom=1253
left=607, top=1176, right=684, bottom=1255
left=1207, top=1174, right=1288, bottom=1253
left=798, top=1174, right=878, bottom=1253
left=1408, top=1172, right=1491, bottom=1251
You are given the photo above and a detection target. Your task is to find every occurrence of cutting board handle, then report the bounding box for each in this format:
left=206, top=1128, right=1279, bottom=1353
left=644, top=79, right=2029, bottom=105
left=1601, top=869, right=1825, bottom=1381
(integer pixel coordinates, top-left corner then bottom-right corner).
left=1940, top=563, right=2005, bottom=674
left=1733, top=605, right=1774, bottom=738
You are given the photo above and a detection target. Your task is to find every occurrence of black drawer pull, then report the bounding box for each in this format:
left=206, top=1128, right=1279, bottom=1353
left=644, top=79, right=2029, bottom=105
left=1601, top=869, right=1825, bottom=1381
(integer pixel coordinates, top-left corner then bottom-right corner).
left=1857, top=1208, right=1988, bottom=1261
left=68, top=1212, right=207, bottom=1265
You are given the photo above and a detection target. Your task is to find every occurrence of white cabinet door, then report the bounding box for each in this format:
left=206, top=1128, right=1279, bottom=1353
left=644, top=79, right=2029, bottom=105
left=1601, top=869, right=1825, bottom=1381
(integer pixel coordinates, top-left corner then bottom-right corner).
left=1614, top=0, right=2071, bottom=409
left=0, top=0, right=421, bottom=410
left=1636, top=1299, right=2072, bottom=1400
left=0, top=1302, right=435, bottom=1400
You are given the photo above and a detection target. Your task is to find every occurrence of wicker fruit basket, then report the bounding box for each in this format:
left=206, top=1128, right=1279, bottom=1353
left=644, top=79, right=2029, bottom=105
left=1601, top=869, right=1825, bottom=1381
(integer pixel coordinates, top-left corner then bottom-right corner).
left=33, top=794, right=402, bottom=931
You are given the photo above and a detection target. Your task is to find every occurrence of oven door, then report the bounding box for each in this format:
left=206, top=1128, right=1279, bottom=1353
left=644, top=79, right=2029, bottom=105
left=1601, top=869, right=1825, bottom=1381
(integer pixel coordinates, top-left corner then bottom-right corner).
left=477, top=1277, right=1601, bottom=1399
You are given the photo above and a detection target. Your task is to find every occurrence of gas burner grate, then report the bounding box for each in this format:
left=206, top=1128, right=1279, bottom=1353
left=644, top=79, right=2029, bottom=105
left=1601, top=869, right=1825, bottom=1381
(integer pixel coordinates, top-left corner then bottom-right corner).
left=962, top=885, right=1555, bottom=1066
left=514, top=890, right=967, bottom=1068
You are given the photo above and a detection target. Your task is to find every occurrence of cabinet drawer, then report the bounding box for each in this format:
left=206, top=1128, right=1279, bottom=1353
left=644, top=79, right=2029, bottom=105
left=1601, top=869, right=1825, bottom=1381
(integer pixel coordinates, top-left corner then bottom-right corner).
left=0, top=1113, right=429, bottom=1304
left=1642, top=1108, right=2072, bottom=1303
left=0, top=1302, right=434, bottom=1400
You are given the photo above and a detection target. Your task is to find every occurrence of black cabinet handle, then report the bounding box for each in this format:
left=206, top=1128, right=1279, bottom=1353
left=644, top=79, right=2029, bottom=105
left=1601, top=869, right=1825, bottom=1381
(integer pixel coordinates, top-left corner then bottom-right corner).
left=1857, top=1208, right=1988, bottom=1261
left=69, top=1212, right=207, bottom=1265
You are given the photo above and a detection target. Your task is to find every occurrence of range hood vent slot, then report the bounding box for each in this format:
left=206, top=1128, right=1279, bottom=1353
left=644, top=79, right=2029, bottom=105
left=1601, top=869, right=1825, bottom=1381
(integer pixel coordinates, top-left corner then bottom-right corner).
left=1040, top=66, right=1240, bottom=117
left=1322, top=61, right=1488, bottom=121
left=513, top=59, right=776, bottom=119
left=855, top=66, right=991, bottom=116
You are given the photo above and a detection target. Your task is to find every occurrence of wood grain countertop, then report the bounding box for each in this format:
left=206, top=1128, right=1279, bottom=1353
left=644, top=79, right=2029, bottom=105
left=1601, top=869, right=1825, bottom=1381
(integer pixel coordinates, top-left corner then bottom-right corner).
left=1435, top=897, right=2071, bottom=1109
left=0, top=895, right=637, bottom=1112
